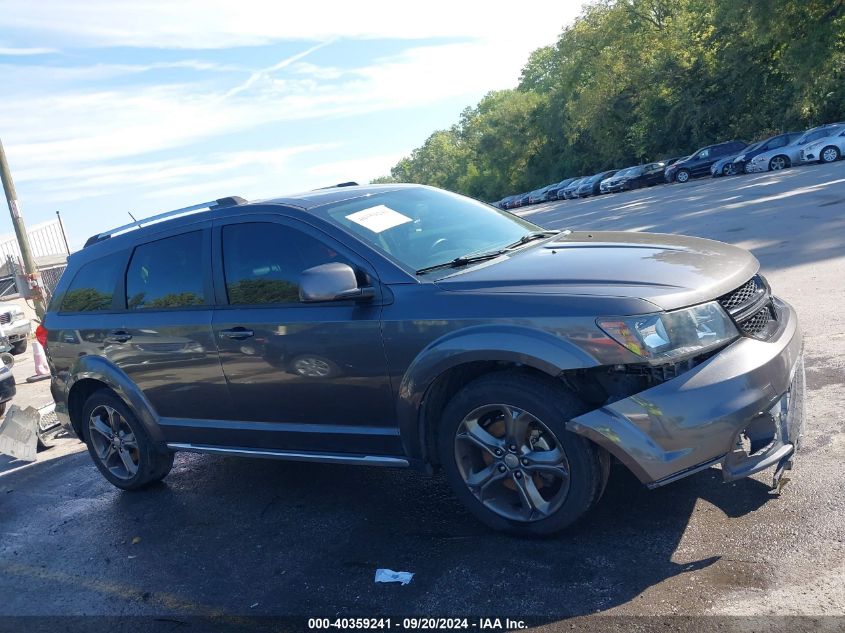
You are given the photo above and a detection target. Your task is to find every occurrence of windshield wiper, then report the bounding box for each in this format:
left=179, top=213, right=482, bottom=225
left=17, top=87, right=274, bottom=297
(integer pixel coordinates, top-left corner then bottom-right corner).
left=415, top=251, right=506, bottom=275
left=502, top=230, right=560, bottom=250
left=415, top=231, right=564, bottom=275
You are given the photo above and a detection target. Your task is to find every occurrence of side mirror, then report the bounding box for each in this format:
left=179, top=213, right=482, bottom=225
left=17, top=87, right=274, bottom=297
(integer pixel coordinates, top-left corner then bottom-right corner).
left=299, top=263, right=375, bottom=303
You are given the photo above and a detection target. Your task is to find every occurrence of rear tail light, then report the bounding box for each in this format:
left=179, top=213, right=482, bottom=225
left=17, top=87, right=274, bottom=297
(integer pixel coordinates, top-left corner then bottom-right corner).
left=35, top=324, right=48, bottom=347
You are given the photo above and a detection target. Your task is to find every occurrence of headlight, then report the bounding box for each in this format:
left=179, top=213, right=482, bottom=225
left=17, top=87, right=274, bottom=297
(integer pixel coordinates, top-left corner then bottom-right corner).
left=597, top=301, right=738, bottom=362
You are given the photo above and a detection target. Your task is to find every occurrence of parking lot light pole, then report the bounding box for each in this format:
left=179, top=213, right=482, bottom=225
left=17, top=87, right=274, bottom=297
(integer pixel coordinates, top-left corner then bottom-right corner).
left=0, top=136, right=46, bottom=320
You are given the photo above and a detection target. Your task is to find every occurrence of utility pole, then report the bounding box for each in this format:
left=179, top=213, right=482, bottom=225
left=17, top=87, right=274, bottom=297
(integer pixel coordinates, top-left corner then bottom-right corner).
left=0, top=136, right=46, bottom=320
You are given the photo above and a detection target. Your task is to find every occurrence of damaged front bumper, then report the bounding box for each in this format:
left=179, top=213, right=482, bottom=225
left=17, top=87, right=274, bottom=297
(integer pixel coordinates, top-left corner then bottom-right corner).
left=568, top=298, right=804, bottom=488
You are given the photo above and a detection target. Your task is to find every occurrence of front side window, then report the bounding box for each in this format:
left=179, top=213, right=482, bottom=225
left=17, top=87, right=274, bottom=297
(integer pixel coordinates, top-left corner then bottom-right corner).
left=697, top=148, right=710, bottom=160
left=125, top=231, right=205, bottom=309
left=222, top=222, right=349, bottom=305
left=59, top=251, right=125, bottom=312
left=314, top=187, right=539, bottom=273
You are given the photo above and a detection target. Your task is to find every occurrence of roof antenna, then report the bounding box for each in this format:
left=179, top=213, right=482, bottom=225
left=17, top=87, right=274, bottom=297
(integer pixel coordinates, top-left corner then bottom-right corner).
left=128, top=211, right=141, bottom=227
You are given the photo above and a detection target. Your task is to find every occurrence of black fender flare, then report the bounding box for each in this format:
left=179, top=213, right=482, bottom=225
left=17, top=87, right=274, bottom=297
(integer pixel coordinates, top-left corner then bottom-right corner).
left=396, top=324, right=598, bottom=462
left=66, top=355, right=166, bottom=449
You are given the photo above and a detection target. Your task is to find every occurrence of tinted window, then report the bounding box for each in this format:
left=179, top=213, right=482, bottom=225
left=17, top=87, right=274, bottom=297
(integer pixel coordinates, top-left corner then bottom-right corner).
left=696, top=148, right=711, bottom=159
left=768, top=136, right=788, bottom=149
left=126, top=231, right=205, bottom=309
left=60, top=251, right=124, bottom=312
left=222, top=223, right=350, bottom=305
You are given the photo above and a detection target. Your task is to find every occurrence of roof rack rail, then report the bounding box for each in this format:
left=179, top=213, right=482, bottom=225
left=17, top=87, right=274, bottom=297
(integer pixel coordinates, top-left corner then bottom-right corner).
left=84, top=196, right=247, bottom=248
left=315, top=181, right=359, bottom=190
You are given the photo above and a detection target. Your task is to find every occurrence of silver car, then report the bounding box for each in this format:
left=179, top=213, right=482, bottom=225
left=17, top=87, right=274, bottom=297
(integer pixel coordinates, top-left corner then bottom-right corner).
left=747, top=124, right=843, bottom=172
left=798, top=127, right=845, bottom=164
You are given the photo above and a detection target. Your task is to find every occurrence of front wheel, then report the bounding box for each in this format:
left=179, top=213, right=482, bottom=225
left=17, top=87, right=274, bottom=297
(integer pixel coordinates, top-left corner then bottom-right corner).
left=675, top=169, right=690, bottom=183
left=82, top=390, right=174, bottom=490
left=438, top=371, right=608, bottom=536
left=722, top=163, right=737, bottom=176
left=820, top=146, right=840, bottom=163
left=769, top=155, right=789, bottom=171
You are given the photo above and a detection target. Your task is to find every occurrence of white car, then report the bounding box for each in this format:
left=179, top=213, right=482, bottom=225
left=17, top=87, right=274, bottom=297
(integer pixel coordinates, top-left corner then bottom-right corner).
left=0, top=302, right=31, bottom=354
left=746, top=123, right=843, bottom=172
left=798, top=127, right=845, bottom=164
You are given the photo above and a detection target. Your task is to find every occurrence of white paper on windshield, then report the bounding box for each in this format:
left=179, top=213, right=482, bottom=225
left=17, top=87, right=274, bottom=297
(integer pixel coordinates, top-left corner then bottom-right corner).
left=345, top=205, right=412, bottom=233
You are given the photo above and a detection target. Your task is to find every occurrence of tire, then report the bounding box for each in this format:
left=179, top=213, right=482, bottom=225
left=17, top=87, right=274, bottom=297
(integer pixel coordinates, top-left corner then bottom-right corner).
left=0, top=402, right=5, bottom=418
left=81, top=390, right=174, bottom=490
left=1, top=353, right=14, bottom=369
left=11, top=339, right=27, bottom=355
left=820, top=146, right=840, bottom=163
left=437, top=371, right=608, bottom=536
left=722, top=163, right=736, bottom=176
left=675, top=169, right=690, bottom=183
left=769, top=155, right=789, bottom=171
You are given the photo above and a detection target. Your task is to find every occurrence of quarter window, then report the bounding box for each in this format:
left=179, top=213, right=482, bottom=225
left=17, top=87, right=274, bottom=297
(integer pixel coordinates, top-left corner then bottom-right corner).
left=125, top=231, right=205, bottom=309
left=222, top=222, right=349, bottom=305
left=59, top=251, right=124, bottom=312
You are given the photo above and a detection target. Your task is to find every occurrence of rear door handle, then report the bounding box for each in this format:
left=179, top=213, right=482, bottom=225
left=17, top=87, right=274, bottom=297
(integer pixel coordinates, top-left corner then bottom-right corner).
left=220, top=327, right=254, bottom=340
left=106, top=330, right=132, bottom=343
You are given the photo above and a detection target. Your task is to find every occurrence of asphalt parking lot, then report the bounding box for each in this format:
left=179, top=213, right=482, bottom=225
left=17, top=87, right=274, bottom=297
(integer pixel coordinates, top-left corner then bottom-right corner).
left=1, top=163, right=844, bottom=628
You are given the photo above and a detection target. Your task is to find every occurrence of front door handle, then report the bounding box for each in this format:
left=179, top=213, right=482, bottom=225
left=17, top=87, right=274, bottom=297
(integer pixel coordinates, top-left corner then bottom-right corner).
left=106, top=330, right=132, bottom=344
left=220, top=327, right=254, bottom=340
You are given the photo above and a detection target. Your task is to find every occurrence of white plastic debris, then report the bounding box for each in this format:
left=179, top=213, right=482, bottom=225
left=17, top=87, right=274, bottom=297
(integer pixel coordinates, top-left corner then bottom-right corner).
left=374, top=568, right=414, bottom=585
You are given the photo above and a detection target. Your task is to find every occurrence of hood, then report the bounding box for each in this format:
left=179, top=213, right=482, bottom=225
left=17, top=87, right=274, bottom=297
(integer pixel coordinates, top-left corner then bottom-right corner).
left=434, top=231, right=758, bottom=312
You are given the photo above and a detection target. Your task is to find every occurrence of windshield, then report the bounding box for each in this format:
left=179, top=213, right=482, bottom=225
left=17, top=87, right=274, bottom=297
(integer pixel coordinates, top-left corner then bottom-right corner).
left=798, top=126, right=841, bottom=145
left=316, top=186, right=542, bottom=273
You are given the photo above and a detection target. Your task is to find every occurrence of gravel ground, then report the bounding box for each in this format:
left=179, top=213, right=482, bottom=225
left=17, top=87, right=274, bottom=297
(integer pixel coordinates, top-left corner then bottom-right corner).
left=0, top=162, right=843, bottom=629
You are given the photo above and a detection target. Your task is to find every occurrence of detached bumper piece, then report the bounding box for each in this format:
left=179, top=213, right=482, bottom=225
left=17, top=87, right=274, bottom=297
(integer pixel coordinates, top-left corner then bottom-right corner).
left=722, top=353, right=805, bottom=488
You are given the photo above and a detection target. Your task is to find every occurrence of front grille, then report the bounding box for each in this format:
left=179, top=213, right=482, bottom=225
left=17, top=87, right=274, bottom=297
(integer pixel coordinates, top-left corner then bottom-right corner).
left=740, top=304, right=775, bottom=337
left=0, top=313, right=10, bottom=325
left=718, top=275, right=778, bottom=340
left=719, top=276, right=760, bottom=312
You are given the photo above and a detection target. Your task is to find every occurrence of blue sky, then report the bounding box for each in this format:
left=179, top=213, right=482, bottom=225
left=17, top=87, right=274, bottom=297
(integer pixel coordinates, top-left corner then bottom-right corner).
left=0, top=0, right=582, bottom=249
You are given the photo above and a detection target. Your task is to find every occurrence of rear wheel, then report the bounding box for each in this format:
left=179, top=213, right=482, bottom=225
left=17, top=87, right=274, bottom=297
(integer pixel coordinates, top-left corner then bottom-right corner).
left=438, top=371, right=608, bottom=536
left=675, top=169, right=690, bottom=183
left=722, top=163, right=737, bottom=176
left=82, top=390, right=173, bottom=490
left=820, top=146, right=840, bottom=163
left=769, top=155, right=789, bottom=170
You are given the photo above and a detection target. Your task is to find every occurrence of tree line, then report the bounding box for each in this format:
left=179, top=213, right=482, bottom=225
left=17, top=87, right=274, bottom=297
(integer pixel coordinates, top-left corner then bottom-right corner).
left=373, top=0, right=845, bottom=201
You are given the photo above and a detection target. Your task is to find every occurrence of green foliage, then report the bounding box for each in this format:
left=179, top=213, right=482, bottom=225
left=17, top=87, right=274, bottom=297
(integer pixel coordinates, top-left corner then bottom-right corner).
left=373, top=0, right=845, bottom=200
left=61, top=288, right=113, bottom=312
left=227, top=278, right=300, bottom=305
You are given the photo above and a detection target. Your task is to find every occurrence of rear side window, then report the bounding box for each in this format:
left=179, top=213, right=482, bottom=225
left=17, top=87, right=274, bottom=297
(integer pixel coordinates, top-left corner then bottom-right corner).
left=125, top=231, right=205, bottom=309
left=222, top=222, right=350, bottom=305
left=59, top=251, right=125, bottom=312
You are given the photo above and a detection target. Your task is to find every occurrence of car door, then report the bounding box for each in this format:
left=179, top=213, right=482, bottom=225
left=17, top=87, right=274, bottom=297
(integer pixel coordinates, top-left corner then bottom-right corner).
left=117, top=224, right=234, bottom=425
left=210, top=214, right=399, bottom=456
left=643, top=163, right=663, bottom=185
left=692, top=146, right=718, bottom=176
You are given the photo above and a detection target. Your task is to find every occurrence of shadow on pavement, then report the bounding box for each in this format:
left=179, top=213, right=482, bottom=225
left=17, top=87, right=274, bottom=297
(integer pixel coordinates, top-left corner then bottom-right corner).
left=0, top=452, right=773, bottom=620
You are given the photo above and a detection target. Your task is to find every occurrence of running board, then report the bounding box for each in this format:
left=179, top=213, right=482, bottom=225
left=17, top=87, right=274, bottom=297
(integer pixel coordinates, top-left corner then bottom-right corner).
left=166, top=443, right=409, bottom=468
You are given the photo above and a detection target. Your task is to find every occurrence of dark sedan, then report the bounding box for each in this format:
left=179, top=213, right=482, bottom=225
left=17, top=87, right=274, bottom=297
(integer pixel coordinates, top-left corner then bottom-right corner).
left=546, top=178, right=577, bottom=200
left=576, top=170, right=617, bottom=197
left=732, top=131, right=804, bottom=174
left=562, top=178, right=586, bottom=199
left=603, top=163, right=665, bottom=192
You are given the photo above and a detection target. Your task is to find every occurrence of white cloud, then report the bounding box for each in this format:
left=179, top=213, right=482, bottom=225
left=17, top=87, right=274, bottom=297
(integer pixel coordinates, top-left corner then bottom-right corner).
left=0, top=46, right=57, bottom=55
left=1, top=1, right=581, bottom=50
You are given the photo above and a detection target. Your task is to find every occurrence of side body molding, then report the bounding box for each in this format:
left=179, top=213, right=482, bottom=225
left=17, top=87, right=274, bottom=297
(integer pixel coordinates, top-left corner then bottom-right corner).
left=65, top=355, right=166, bottom=449
left=396, top=324, right=599, bottom=461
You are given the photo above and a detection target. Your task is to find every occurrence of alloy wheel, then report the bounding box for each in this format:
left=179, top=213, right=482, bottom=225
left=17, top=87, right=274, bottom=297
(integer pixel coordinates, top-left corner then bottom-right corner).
left=454, top=403, right=570, bottom=522
left=770, top=156, right=787, bottom=170
left=676, top=170, right=689, bottom=183
left=821, top=147, right=839, bottom=163
left=87, top=405, right=140, bottom=480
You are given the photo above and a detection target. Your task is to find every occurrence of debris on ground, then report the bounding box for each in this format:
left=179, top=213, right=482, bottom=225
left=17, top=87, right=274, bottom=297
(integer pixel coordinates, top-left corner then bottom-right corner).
left=374, top=569, right=414, bottom=585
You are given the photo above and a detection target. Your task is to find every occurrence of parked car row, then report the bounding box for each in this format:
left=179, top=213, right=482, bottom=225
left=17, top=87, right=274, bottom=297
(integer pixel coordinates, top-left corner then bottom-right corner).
left=493, top=120, right=845, bottom=209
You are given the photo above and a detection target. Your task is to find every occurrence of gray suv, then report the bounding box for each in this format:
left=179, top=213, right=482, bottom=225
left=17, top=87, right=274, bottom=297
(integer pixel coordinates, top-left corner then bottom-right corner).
left=45, top=184, right=804, bottom=535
